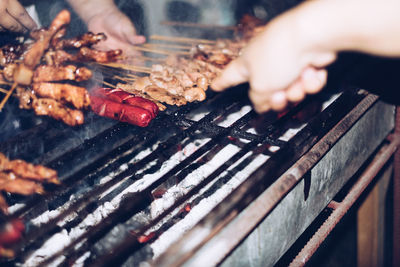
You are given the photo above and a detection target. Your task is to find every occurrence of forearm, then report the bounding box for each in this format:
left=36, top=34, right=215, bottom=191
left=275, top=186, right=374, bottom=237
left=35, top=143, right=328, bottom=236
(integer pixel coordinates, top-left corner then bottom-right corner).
left=296, top=0, right=400, bottom=57
left=66, top=0, right=118, bottom=24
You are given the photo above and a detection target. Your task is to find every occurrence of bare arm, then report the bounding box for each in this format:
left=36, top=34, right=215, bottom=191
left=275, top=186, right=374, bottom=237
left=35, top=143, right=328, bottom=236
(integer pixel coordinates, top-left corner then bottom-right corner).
left=212, top=0, right=400, bottom=113
left=67, top=0, right=145, bottom=54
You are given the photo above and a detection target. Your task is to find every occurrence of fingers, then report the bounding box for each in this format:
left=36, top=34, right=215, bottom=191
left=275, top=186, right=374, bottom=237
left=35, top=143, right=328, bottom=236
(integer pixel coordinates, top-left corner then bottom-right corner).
left=211, top=58, right=249, bottom=92
left=301, top=67, right=328, bottom=94
left=6, top=0, right=37, bottom=30
left=286, top=80, right=306, bottom=102
left=249, top=67, right=328, bottom=114
left=0, top=0, right=37, bottom=32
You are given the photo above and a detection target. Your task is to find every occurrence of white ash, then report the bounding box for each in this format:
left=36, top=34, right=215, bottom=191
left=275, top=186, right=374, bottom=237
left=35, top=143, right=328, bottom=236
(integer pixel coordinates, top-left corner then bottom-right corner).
left=217, top=105, right=252, bottom=127
left=150, top=148, right=269, bottom=258
left=7, top=203, right=25, bottom=215
left=24, top=230, right=69, bottom=267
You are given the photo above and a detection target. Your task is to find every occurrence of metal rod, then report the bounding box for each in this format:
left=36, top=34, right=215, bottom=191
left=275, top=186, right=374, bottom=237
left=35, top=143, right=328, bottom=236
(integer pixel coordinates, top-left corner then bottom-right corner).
left=289, top=134, right=400, bottom=267
left=393, top=107, right=400, bottom=267
left=152, top=91, right=375, bottom=267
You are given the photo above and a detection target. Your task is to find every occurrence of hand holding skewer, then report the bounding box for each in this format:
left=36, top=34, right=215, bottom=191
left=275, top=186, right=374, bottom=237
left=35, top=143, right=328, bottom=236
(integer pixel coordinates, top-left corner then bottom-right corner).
left=212, top=0, right=400, bottom=113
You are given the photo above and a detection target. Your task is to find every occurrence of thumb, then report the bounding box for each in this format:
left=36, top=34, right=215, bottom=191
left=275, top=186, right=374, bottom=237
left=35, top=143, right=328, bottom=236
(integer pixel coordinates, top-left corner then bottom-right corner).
left=211, top=58, right=249, bottom=92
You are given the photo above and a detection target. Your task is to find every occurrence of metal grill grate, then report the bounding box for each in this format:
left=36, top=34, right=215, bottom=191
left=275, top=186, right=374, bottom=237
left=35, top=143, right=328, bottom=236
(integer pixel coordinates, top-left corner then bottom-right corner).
left=0, top=86, right=367, bottom=266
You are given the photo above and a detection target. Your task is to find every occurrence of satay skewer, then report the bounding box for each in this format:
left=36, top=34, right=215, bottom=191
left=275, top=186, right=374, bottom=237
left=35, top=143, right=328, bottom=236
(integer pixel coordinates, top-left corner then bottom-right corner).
left=132, top=45, right=191, bottom=56
left=150, top=34, right=216, bottom=44
left=0, top=88, right=10, bottom=94
left=135, top=55, right=167, bottom=62
left=93, top=77, right=116, bottom=88
left=0, top=82, right=17, bottom=111
left=161, top=20, right=237, bottom=31
left=98, top=62, right=152, bottom=73
left=143, top=43, right=192, bottom=50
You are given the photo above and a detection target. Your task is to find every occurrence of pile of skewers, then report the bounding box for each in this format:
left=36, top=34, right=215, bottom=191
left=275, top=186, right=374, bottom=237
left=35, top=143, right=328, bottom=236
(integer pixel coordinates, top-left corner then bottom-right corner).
left=0, top=9, right=158, bottom=127
left=98, top=15, right=266, bottom=110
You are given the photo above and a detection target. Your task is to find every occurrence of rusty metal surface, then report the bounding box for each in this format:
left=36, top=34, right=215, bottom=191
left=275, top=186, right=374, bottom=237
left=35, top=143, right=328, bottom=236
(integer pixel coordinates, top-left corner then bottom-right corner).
left=289, top=134, right=400, bottom=267
left=393, top=107, right=400, bottom=267
left=188, top=98, right=394, bottom=267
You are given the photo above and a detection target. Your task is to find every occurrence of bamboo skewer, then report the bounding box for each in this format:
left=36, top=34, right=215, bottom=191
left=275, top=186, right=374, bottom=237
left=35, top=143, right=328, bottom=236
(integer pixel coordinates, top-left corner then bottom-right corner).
left=112, top=75, right=136, bottom=82
left=93, top=77, right=116, bottom=88
left=0, top=82, right=17, bottom=111
left=98, top=62, right=152, bottom=74
left=150, top=34, right=216, bottom=44
left=0, top=80, right=12, bottom=86
left=143, top=43, right=192, bottom=50
left=132, top=45, right=191, bottom=56
left=0, top=88, right=9, bottom=94
left=135, top=55, right=166, bottom=63
left=161, top=21, right=237, bottom=31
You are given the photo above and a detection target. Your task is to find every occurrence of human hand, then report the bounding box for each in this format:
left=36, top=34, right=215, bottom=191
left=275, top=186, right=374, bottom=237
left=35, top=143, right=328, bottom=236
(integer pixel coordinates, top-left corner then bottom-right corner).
left=211, top=7, right=336, bottom=113
left=86, top=7, right=145, bottom=56
left=0, top=0, right=37, bottom=33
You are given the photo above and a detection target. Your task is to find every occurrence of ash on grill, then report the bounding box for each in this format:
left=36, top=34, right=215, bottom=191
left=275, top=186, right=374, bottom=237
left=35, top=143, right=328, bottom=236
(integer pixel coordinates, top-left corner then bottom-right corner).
left=0, top=77, right=354, bottom=267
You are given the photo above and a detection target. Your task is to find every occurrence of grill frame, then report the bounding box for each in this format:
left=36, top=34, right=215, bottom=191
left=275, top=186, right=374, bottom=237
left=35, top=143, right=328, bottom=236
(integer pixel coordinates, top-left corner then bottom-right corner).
left=0, top=85, right=393, bottom=267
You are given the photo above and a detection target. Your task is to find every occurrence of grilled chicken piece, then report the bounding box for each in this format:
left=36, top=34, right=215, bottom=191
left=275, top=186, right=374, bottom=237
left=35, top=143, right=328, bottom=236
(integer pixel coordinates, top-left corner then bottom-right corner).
left=53, top=32, right=107, bottom=49
left=44, top=50, right=77, bottom=66
left=0, top=172, right=44, bottom=195
left=33, top=65, right=92, bottom=82
left=77, top=47, right=122, bottom=63
left=16, top=87, right=36, bottom=109
left=32, top=98, right=84, bottom=126
left=1, top=162, right=58, bottom=185
left=144, top=86, right=187, bottom=106
left=32, top=82, right=90, bottom=109
left=24, top=9, right=71, bottom=69
left=116, top=83, right=167, bottom=111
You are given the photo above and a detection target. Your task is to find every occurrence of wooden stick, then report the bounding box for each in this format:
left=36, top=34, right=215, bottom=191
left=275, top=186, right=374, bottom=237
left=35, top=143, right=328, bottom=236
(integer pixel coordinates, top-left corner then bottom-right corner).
left=0, top=80, right=12, bottom=86
left=98, top=62, right=152, bottom=73
left=0, top=88, right=9, bottom=94
left=93, top=77, right=116, bottom=88
left=113, top=75, right=137, bottom=82
left=103, top=80, right=116, bottom=88
left=150, top=34, right=216, bottom=44
left=135, top=55, right=166, bottom=63
left=132, top=45, right=191, bottom=56
left=0, top=82, right=17, bottom=111
left=143, top=43, right=192, bottom=50
left=161, top=21, right=237, bottom=31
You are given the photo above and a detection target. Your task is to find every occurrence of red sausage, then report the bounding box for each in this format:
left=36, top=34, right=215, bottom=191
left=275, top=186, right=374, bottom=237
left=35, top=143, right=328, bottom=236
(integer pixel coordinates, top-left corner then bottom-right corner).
left=90, top=94, right=153, bottom=127
left=91, top=88, right=159, bottom=118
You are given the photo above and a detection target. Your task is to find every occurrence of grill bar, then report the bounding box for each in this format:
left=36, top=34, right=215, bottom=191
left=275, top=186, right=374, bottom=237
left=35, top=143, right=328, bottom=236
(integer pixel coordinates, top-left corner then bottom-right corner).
left=178, top=93, right=380, bottom=267
left=151, top=89, right=368, bottom=267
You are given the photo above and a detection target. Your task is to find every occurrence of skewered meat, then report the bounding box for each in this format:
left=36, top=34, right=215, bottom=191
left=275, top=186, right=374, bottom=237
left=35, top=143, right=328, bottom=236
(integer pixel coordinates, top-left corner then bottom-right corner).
left=32, top=98, right=84, bottom=126
left=53, top=32, right=107, bottom=49
left=144, top=86, right=187, bottom=106
left=0, top=218, right=25, bottom=258
left=91, top=87, right=159, bottom=119
left=33, top=65, right=92, bottom=82
left=0, top=153, right=59, bottom=216
left=32, top=83, right=90, bottom=109
left=77, top=47, right=122, bottom=63
left=43, top=50, right=77, bottom=66
left=116, top=83, right=167, bottom=111
left=0, top=44, right=24, bottom=66
left=2, top=63, right=17, bottom=81
left=23, top=9, right=71, bottom=69
left=0, top=172, right=44, bottom=195
left=16, top=87, right=36, bottom=109
left=90, top=94, right=153, bottom=127
left=0, top=153, right=58, bottom=184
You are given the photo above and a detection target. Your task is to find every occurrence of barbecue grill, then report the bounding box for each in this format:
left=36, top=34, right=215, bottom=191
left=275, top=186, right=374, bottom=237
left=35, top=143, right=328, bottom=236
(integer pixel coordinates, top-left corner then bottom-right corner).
left=0, top=78, right=396, bottom=266
left=1, top=1, right=399, bottom=267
